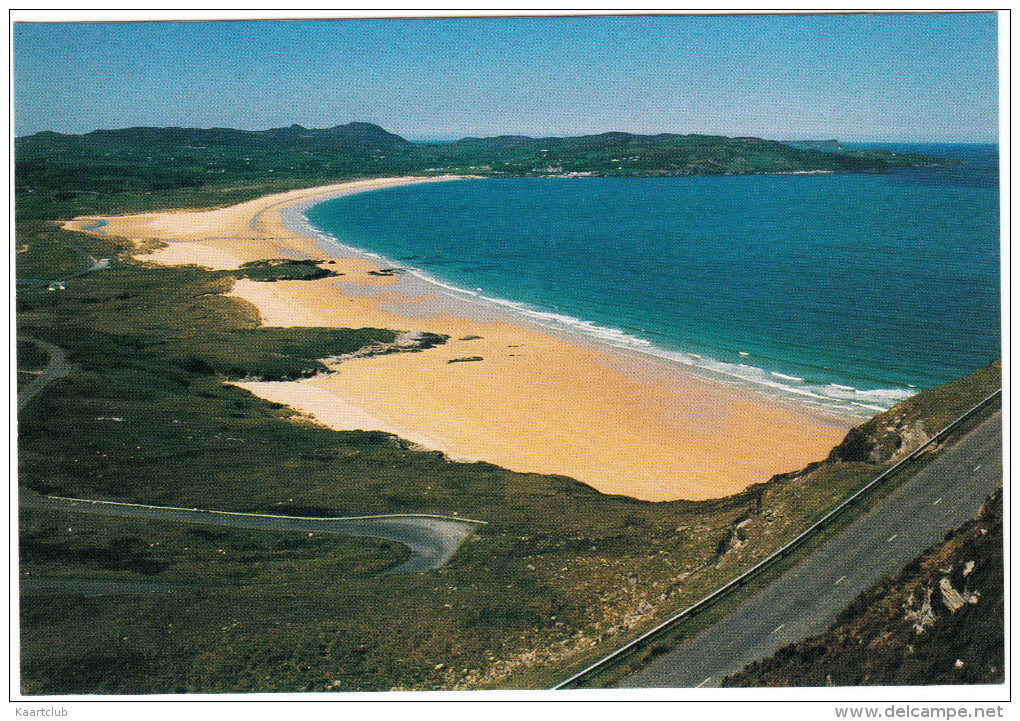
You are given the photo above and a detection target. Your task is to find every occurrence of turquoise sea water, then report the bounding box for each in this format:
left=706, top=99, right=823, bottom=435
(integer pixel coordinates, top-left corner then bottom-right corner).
left=304, top=144, right=999, bottom=418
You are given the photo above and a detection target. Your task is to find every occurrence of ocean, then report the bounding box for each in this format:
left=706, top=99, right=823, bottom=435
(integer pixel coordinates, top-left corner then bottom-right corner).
left=303, top=144, right=1000, bottom=419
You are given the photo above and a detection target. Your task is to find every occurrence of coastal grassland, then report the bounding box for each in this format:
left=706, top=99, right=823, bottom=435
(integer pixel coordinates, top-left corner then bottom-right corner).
left=17, top=226, right=400, bottom=384
left=16, top=176, right=1001, bottom=693
left=16, top=172, right=389, bottom=221
left=21, top=507, right=409, bottom=586
left=20, top=507, right=411, bottom=695
left=15, top=131, right=403, bottom=220
left=16, top=340, right=50, bottom=392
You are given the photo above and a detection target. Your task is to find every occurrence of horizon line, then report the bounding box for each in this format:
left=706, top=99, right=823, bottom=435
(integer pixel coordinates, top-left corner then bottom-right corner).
left=14, top=122, right=999, bottom=146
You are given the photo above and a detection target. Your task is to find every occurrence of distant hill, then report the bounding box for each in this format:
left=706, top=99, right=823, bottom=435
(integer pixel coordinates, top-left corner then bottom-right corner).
left=416, top=130, right=940, bottom=175
left=15, top=122, right=943, bottom=174
left=14, top=122, right=948, bottom=217
left=17, top=121, right=413, bottom=154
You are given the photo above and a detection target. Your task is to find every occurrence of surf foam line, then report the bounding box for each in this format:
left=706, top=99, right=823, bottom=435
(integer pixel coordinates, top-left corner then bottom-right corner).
left=294, top=211, right=916, bottom=420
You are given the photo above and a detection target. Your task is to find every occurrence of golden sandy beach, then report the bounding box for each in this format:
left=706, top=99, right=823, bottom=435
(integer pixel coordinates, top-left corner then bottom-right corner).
left=69, top=176, right=852, bottom=502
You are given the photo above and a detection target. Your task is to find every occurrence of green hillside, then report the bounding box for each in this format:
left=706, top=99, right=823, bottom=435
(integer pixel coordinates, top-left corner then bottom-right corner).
left=15, top=123, right=944, bottom=220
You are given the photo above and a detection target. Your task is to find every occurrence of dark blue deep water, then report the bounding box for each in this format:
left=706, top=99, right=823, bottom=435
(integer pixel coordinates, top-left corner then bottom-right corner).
left=305, top=144, right=999, bottom=417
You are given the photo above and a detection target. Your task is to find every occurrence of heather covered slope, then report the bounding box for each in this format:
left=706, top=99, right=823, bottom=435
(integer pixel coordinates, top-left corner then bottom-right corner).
left=724, top=489, right=1004, bottom=687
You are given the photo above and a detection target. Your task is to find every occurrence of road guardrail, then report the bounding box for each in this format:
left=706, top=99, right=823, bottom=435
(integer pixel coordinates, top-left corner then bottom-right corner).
left=553, top=387, right=1002, bottom=689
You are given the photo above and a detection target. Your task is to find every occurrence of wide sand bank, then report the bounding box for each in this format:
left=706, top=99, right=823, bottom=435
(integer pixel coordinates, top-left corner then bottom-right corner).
left=71, top=176, right=852, bottom=502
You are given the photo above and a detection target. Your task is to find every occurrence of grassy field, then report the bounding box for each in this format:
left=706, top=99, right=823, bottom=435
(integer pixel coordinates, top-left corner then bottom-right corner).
left=15, top=164, right=1002, bottom=693
left=16, top=340, right=50, bottom=392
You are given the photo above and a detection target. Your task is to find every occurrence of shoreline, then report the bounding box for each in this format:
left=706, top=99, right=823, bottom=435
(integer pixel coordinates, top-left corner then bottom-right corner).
left=283, top=179, right=912, bottom=421
left=71, top=176, right=854, bottom=502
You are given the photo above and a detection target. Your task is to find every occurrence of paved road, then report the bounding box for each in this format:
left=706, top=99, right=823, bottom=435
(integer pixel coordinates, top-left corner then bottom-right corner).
left=17, top=337, right=69, bottom=412
left=17, top=338, right=484, bottom=576
left=621, top=409, right=1003, bottom=688
left=22, top=495, right=485, bottom=576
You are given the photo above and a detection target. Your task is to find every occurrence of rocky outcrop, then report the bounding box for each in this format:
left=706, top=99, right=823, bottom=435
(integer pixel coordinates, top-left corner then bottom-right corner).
left=723, top=490, right=1003, bottom=687
left=827, top=426, right=877, bottom=463
left=828, top=409, right=931, bottom=465
left=827, top=360, right=999, bottom=468
left=325, top=331, right=448, bottom=363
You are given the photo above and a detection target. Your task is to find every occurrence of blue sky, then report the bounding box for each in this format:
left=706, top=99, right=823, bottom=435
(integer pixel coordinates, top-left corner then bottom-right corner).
left=12, top=13, right=999, bottom=142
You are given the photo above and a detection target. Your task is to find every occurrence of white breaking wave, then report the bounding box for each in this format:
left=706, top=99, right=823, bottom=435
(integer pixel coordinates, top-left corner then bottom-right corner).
left=298, top=212, right=917, bottom=419
left=475, top=294, right=655, bottom=348
left=625, top=349, right=915, bottom=417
